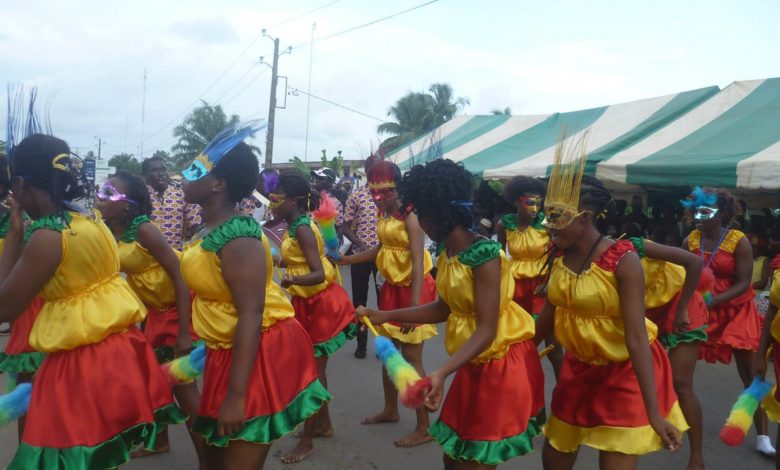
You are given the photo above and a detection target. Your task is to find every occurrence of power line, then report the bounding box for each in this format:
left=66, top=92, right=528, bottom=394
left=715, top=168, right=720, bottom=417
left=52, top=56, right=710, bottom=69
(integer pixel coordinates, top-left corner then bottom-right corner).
left=289, top=87, right=387, bottom=122
left=266, top=0, right=342, bottom=30
left=290, top=0, right=440, bottom=50
left=223, top=68, right=269, bottom=107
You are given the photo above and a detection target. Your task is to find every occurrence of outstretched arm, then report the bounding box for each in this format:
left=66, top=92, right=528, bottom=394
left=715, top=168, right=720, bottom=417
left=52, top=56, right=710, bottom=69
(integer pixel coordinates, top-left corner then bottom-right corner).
left=643, top=241, right=703, bottom=332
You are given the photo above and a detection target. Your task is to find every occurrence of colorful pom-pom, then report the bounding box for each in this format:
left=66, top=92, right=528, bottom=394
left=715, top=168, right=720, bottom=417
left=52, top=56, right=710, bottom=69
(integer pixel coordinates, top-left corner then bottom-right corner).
left=720, top=377, right=772, bottom=446
left=0, top=383, right=31, bottom=427
left=313, top=191, right=341, bottom=260
left=161, top=344, right=206, bottom=385
left=698, top=267, right=715, bottom=293
left=374, top=336, right=428, bottom=408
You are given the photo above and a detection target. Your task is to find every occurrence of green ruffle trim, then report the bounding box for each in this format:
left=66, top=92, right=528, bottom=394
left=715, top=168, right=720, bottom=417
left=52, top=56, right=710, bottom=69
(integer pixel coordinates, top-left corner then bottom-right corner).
left=458, top=238, right=501, bottom=268
left=659, top=325, right=708, bottom=349
left=430, top=408, right=546, bottom=465
left=436, top=242, right=446, bottom=257
left=501, top=213, right=518, bottom=231
left=200, top=215, right=262, bottom=252
left=629, top=237, right=646, bottom=258
left=8, top=403, right=185, bottom=470
left=0, top=351, right=46, bottom=374
left=287, top=214, right=312, bottom=238
left=531, top=211, right=545, bottom=230
left=313, top=323, right=358, bottom=358
left=0, top=210, right=9, bottom=238
left=120, top=215, right=150, bottom=243
left=24, top=211, right=73, bottom=241
left=192, top=379, right=331, bottom=447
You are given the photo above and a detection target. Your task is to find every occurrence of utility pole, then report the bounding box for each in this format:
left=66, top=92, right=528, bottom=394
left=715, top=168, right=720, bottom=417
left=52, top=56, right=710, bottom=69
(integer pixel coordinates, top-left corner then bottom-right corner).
left=265, top=37, right=280, bottom=169
left=96, top=137, right=102, bottom=160
left=304, top=22, right=316, bottom=162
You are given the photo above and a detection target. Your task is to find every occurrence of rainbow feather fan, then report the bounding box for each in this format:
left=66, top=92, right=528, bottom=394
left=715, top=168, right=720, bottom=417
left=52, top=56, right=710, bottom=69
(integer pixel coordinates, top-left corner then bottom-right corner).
left=313, top=191, right=340, bottom=260
left=0, top=383, right=31, bottom=427
left=375, top=336, right=431, bottom=408
left=720, top=377, right=772, bottom=446
left=161, top=344, right=206, bottom=385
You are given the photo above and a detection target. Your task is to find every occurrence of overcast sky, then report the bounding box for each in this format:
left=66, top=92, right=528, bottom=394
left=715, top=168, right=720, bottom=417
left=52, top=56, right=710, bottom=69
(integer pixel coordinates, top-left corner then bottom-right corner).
left=2, top=0, right=778, bottom=165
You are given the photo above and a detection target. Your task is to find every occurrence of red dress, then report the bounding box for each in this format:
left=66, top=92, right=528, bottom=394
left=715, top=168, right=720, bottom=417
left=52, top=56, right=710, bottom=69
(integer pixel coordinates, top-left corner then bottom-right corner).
left=688, top=229, right=762, bottom=363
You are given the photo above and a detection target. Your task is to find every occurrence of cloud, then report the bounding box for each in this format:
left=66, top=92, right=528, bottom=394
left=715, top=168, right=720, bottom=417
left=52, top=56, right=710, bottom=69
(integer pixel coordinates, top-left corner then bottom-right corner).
left=169, top=17, right=239, bottom=44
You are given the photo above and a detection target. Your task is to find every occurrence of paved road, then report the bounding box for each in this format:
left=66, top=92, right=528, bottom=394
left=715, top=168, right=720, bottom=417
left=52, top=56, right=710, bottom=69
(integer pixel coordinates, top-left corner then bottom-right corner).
left=0, top=269, right=775, bottom=469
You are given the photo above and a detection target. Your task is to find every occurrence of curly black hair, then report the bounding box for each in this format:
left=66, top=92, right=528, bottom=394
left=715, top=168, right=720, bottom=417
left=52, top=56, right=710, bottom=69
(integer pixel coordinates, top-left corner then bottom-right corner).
left=579, top=175, right=612, bottom=214
left=708, top=188, right=739, bottom=227
left=400, top=159, right=474, bottom=241
left=209, top=142, right=259, bottom=203
left=0, top=154, right=9, bottom=200
left=10, top=134, right=84, bottom=210
left=278, top=171, right=321, bottom=212
left=141, top=155, right=166, bottom=175
left=112, top=170, right=153, bottom=219
left=503, top=176, right=547, bottom=203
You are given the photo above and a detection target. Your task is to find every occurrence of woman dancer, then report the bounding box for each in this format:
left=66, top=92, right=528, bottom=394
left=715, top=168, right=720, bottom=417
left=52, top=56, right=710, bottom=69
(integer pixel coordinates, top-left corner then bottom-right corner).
left=270, top=172, right=356, bottom=463
left=179, top=122, right=329, bottom=469
left=338, top=159, right=436, bottom=447
left=1, top=134, right=182, bottom=468
left=358, top=159, right=544, bottom=469
left=95, top=170, right=204, bottom=464
left=682, top=187, right=772, bottom=455
left=754, top=257, right=780, bottom=468
left=536, top=139, right=685, bottom=470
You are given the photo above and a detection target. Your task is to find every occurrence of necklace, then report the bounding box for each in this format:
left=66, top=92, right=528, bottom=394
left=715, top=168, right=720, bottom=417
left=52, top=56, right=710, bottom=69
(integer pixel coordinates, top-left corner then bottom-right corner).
left=700, top=228, right=729, bottom=269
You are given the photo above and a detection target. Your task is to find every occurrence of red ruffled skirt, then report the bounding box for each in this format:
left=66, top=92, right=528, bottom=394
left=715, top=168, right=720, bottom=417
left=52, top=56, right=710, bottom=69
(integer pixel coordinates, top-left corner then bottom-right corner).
left=0, top=296, right=45, bottom=374
left=193, top=318, right=330, bottom=446
left=646, top=291, right=708, bottom=349
left=700, top=298, right=763, bottom=364
left=429, top=340, right=545, bottom=465
left=143, top=303, right=198, bottom=363
left=377, top=275, right=438, bottom=344
left=11, top=327, right=183, bottom=469
left=512, top=277, right=546, bottom=315
left=545, top=340, right=688, bottom=454
left=291, top=283, right=356, bottom=357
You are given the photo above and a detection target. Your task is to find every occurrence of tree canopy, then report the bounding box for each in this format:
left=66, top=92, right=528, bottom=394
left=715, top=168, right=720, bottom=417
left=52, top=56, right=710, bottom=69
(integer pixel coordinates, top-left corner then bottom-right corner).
left=108, top=153, right=141, bottom=174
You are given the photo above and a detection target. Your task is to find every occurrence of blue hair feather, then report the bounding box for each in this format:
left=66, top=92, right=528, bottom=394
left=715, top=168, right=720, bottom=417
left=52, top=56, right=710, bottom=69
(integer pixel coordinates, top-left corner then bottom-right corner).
left=202, top=119, right=267, bottom=167
left=680, top=186, right=717, bottom=209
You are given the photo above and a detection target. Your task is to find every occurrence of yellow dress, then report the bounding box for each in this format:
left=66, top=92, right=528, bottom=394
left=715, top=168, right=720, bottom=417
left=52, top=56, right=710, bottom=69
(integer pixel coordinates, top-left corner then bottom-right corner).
left=180, top=216, right=329, bottom=446
left=753, top=255, right=768, bottom=286
left=544, top=240, right=688, bottom=454
left=375, top=214, right=437, bottom=343
left=281, top=215, right=338, bottom=298
left=428, top=239, right=545, bottom=465
left=762, top=269, right=780, bottom=421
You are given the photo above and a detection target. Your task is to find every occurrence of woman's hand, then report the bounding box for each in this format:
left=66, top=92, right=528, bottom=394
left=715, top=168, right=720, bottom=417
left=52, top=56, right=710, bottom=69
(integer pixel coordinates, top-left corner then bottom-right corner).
left=423, top=369, right=446, bottom=411
left=217, top=393, right=246, bottom=437
left=355, top=305, right=386, bottom=325
left=174, top=333, right=193, bottom=358
left=649, top=415, right=681, bottom=452
left=399, top=323, right=417, bottom=334
left=673, top=306, right=690, bottom=334
left=280, top=274, right=294, bottom=288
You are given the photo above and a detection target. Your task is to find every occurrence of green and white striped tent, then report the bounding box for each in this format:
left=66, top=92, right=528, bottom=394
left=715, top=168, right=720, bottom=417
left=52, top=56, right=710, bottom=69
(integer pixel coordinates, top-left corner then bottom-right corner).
left=387, top=78, right=780, bottom=190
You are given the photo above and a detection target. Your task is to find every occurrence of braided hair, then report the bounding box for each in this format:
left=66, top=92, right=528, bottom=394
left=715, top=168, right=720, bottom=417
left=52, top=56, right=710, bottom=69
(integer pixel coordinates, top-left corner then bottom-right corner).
left=209, top=142, right=259, bottom=203
left=10, top=134, right=84, bottom=211
left=111, top=170, right=153, bottom=219
left=399, top=159, right=474, bottom=241
left=278, top=171, right=320, bottom=212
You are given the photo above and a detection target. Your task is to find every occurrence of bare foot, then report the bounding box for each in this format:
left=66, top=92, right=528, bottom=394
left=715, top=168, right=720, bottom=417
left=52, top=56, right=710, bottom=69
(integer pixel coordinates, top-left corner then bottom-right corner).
left=294, top=426, right=333, bottom=438
left=361, top=410, right=400, bottom=425
left=281, top=441, right=314, bottom=464
left=394, top=428, right=433, bottom=448
left=130, top=443, right=171, bottom=459
left=685, top=461, right=706, bottom=470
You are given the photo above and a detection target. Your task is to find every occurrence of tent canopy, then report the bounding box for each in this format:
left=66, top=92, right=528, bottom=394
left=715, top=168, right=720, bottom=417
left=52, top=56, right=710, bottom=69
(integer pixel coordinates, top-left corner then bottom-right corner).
left=386, top=78, right=780, bottom=190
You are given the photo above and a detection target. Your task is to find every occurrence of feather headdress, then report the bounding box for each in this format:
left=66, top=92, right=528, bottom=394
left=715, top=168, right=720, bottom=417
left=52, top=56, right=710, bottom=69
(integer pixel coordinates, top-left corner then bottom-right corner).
left=542, top=130, right=590, bottom=230
left=366, top=159, right=399, bottom=190
left=181, top=119, right=267, bottom=181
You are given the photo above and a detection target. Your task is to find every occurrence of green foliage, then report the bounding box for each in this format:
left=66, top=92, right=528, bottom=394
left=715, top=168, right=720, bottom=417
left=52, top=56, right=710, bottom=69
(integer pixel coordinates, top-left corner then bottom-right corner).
left=83, top=150, right=96, bottom=160
left=171, top=101, right=242, bottom=169
left=320, top=149, right=343, bottom=174
left=151, top=149, right=179, bottom=170
left=108, top=153, right=142, bottom=174
left=491, top=107, right=512, bottom=115
left=377, top=83, right=469, bottom=153
left=0, top=140, right=5, bottom=154
left=288, top=156, right=310, bottom=176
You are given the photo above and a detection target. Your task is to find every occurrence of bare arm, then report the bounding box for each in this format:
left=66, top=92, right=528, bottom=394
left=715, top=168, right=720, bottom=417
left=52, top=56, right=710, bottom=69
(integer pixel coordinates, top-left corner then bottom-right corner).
left=405, top=212, right=426, bottom=306
left=711, top=237, right=753, bottom=307
left=754, top=303, right=777, bottom=379
left=339, top=244, right=380, bottom=265
left=617, top=252, right=681, bottom=450
left=359, top=299, right=451, bottom=325
left=286, top=224, right=326, bottom=286
left=533, top=300, right=555, bottom=345
left=643, top=241, right=703, bottom=329
left=217, top=237, right=266, bottom=437
left=137, top=222, right=192, bottom=353
left=496, top=221, right=507, bottom=251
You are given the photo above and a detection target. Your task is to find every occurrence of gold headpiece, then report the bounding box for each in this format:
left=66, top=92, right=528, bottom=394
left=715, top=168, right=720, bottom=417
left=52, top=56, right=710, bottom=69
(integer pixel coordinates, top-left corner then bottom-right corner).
left=542, top=130, right=590, bottom=230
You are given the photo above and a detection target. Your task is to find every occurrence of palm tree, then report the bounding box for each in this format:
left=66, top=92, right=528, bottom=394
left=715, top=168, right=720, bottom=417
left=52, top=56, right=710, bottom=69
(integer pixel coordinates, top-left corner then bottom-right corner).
left=491, top=107, right=512, bottom=115
left=171, top=101, right=240, bottom=169
left=377, top=83, right=469, bottom=153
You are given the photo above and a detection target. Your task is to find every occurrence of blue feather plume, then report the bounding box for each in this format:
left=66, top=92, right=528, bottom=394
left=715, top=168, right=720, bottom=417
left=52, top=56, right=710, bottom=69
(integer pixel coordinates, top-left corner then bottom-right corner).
left=6, top=84, right=45, bottom=157
left=0, top=383, right=31, bottom=427
left=680, top=186, right=717, bottom=208
left=201, top=119, right=267, bottom=166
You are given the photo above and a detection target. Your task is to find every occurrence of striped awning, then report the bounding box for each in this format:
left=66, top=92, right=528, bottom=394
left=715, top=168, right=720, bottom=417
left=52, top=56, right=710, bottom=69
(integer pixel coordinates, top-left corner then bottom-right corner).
left=386, top=78, right=780, bottom=190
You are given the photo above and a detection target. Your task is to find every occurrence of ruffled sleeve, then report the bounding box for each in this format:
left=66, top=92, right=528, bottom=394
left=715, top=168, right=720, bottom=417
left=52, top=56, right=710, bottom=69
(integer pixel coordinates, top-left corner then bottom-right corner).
left=720, top=229, right=744, bottom=254
left=287, top=215, right=312, bottom=238
left=500, top=213, right=517, bottom=231
left=687, top=230, right=701, bottom=253
left=594, top=239, right=636, bottom=272
left=201, top=216, right=263, bottom=252
left=629, top=237, right=646, bottom=258
left=120, top=215, right=151, bottom=243
left=531, top=211, right=546, bottom=230
left=458, top=238, right=502, bottom=268
left=436, top=242, right=446, bottom=257
left=24, top=212, right=72, bottom=240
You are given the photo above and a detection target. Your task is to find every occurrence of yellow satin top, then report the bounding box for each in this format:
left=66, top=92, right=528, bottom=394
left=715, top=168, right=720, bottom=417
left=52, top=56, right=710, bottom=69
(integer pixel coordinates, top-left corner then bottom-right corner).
left=27, top=211, right=147, bottom=352
left=502, top=214, right=549, bottom=280
left=182, top=216, right=294, bottom=349
left=117, top=215, right=177, bottom=310
left=769, top=270, right=780, bottom=342
left=548, top=240, right=658, bottom=365
left=376, top=214, right=432, bottom=286
left=631, top=239, right=685, bottom=309
left=437, top=239, right=535, bottom=363
left=754, top=256, right=768, bottom=285
left=281, top=215, right=337, bottom=298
